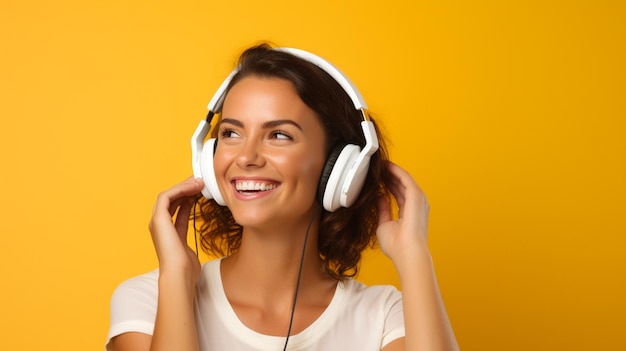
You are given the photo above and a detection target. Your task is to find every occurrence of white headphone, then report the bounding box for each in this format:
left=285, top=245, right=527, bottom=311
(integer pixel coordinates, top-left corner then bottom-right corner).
left=191, top=48, right=379, bottom=212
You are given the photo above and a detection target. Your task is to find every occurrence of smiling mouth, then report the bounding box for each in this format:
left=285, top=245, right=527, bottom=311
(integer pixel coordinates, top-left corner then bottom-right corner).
left=234, top=180, right=279, bottom=194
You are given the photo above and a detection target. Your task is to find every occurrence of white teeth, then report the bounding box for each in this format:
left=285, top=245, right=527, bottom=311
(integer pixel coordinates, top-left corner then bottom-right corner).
left=235, top=180, right=277, bottom=192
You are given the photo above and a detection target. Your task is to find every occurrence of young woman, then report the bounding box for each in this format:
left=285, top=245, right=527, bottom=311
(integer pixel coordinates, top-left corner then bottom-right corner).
left=106, top=44, right=459, bottom=351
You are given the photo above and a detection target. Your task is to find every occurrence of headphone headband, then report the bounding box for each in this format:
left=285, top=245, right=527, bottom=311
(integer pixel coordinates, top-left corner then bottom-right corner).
left=207, top=48, right=368, bottom=113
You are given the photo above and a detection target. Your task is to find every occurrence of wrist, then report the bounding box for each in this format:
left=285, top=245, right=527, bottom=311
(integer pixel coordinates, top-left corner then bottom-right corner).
left=158, top=271, right=198, bottom=301
left=389, top=242, right=433, bottom=277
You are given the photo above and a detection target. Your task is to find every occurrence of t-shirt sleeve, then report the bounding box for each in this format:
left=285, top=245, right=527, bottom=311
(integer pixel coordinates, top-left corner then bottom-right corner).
left=381, top=286, right=405, bottom=348
left=105, top=269, right=159, bottom=350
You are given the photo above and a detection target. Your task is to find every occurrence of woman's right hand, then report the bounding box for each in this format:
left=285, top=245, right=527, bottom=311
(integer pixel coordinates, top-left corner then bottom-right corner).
left=148, top=177, right=205, bottom=285
left=110, top=178, right=206, bottom=351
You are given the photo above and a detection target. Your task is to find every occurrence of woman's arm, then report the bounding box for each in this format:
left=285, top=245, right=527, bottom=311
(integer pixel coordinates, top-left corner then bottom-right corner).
left=109, top=178, right=204, bottom=351
left=377, top=163, right=459, bottom=351
left=108, top=332, right=151, bottom=351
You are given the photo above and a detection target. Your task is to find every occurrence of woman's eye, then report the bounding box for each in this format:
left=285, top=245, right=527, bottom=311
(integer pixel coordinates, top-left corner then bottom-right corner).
left=271, top=130, right=292, bottom=140
left=219, top=128, right=239, bottom=139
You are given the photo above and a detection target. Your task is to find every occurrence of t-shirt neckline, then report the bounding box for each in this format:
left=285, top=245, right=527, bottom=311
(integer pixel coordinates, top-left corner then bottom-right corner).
left=207, top=258, right=347, bottom=349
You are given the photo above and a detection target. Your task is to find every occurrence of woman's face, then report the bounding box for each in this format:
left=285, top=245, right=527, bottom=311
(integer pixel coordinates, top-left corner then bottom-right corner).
left=213, top=75, right=327, bottom=229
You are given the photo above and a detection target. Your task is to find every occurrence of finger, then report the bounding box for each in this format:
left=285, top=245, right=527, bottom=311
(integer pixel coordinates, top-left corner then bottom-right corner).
left=389, top=163, right=431, bottom=236
left=388, top=163, right=427, bottom=204
left=387, top=162, right=415, bottom=190
left=387, top=164, right=407, bottom=213
left=152, top=177, right=204, bottom=217
left=149, top=178, right=203, bottom=237
left=174, top=197, right=195, bottom=241
left=388, top=176, right=406, bottom=208
left=377, top=195, right=392, bottom=224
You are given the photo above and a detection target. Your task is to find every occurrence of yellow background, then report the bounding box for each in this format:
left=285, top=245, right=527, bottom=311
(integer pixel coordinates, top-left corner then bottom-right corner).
left=1, top=1, right=624, bottom=350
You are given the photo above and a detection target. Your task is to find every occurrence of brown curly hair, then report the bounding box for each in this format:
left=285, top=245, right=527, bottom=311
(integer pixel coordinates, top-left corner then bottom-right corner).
left=194, top=43, right=392, bottom=280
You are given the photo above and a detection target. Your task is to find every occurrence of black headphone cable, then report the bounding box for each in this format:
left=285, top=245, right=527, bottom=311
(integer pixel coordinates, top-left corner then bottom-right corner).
left=193, top=197, right=200, bottom=258
left=283, top=206, right=322, bottom=351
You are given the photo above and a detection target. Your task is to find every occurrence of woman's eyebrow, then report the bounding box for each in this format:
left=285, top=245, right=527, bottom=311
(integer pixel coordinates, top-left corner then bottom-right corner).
left=219, top=118, right=243, bottom=128
left=220, top=118, right=303, bottom=131
left=262, top=119, right=303, bottom=131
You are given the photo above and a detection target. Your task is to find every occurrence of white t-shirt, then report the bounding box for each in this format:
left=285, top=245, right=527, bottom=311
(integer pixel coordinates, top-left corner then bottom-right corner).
left=107, top=258, right=405, bottom=350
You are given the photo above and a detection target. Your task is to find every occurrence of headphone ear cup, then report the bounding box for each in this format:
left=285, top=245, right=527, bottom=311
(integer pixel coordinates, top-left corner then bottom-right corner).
left=199, top=138, right=226, bottom=206
left=319, top=143, right=361, bottom=212
left=317, top=143, right=346, bottom=207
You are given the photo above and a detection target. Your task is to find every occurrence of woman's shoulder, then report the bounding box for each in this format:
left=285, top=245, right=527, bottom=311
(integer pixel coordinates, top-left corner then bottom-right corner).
left=339, top=279, right=403, bottom=307
left=342, top=278, right=401, bottom=293
left=110, top=268, right=160, bottom=308
left=111, top=259, right=221, bottom=295
left=116, top=268, right=159, bottom=286
left=107, top=268, right=161, bottom=343
left=326, top=279, right=404, bottom=341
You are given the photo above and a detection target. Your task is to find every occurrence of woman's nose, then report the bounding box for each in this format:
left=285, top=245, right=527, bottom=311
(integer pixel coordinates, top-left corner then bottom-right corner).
left=235, top=139, right=265, bottom=168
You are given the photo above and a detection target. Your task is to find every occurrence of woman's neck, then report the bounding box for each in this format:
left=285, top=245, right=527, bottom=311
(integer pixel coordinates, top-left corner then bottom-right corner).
left=220, top=216, right=334, bottom=305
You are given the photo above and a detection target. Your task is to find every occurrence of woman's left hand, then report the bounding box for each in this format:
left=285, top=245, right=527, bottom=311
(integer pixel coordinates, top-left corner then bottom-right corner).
left=376, top=162, right=431, bottom=262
